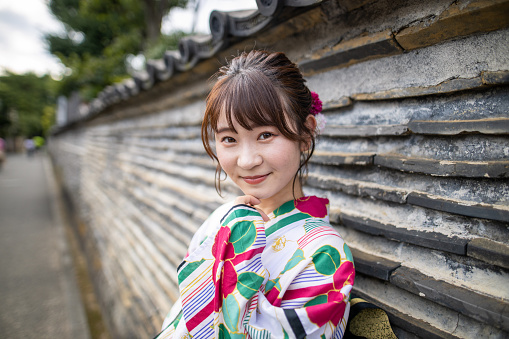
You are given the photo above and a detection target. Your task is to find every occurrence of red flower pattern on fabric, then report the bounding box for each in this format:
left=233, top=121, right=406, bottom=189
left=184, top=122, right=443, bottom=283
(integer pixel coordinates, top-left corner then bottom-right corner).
left=221, top=243, right=238, bottom=298
left=306, top=260, right=355, bottom=327
left=295, top=196, right=329, bottom=218
left=212, top=226, right=238, bottom=311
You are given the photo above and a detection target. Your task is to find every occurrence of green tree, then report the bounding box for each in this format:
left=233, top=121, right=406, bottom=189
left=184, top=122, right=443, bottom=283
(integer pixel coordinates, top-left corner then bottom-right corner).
left=0, top=72, right=57, bottom=138
left=46, top=0, right=188, bottom=100
left=141, top=0, right=188, bottom=43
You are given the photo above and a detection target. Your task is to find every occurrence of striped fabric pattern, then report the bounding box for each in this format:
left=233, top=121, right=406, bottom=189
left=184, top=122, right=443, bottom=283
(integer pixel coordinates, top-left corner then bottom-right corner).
left=155, top=196, right=355, bottom=338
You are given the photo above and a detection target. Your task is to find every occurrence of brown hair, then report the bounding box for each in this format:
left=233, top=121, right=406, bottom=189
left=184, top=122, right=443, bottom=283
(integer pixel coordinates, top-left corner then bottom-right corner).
left=201, top=50, right=316, bottom=195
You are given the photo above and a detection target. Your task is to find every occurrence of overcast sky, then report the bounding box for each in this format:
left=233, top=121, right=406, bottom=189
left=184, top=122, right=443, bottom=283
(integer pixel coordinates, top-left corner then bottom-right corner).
left=0, top=0, right=257, bottom=79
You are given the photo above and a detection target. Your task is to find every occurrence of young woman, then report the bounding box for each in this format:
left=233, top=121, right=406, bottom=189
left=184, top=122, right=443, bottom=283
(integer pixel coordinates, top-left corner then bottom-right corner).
left=155, top=50, right=355, bottom=339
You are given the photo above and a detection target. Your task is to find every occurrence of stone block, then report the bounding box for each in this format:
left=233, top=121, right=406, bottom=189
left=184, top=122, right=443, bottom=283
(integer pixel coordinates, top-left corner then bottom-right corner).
left=374, top=153, right=509, bottom=178
left=407, top=192, right=509, bottom=223
left=311, top=150, right=375, bottom=166
left=307, top=173, right=409, bottom=204
left=482, top=70, right=509, bottom=85
left=322, top=124, right=409, bottom=137
left=395, top=0, right=509, bottom=51
left=353, top=77, right=484, bottom=101
left=340, top=214, right=468, bottom=255
left=408, top=118, right=509, bottom=135
left=390, top=266, right=509, bottom=332
left=467, top=238, right=509, bottom=270
left=350, top=248, right=401, bottom=281
left=322, top=96, right=353, bottom=111
left=299, top=30, right=402, bottom=73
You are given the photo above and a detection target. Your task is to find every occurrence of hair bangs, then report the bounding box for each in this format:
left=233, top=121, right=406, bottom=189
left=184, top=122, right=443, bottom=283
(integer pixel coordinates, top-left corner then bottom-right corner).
left=218, top=70, right=290, bottom=134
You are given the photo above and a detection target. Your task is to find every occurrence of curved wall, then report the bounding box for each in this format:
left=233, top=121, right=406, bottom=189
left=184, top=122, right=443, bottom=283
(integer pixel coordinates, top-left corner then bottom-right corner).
left=50, top=0, right=509, bottom=337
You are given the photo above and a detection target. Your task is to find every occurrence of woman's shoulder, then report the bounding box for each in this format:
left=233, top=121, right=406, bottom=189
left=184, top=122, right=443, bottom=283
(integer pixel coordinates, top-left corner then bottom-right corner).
left=295, top=196, right=349, bottom=252
left=208, top=200, right=237, bottom=223
left=303, top=219, right=347, bottom=246
left=200, top=200, right=236, bottom=230
left=295, top=220, right=354, bottom=269
left=187, top=200, right=236, bottom=252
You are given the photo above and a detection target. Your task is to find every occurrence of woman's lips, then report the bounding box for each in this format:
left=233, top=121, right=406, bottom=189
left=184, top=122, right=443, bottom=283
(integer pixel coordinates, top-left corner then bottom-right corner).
left=242, top=174, right=269, bottom=185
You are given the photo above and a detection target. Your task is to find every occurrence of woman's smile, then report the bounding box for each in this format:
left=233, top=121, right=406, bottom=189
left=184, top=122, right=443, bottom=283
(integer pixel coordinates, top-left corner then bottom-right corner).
left=241, top=173, right=271, bottom=185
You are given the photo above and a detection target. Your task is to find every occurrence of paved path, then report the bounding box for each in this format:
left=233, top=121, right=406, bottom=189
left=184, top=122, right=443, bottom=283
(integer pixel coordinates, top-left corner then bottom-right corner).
left=0, top=153, right=90, bottom=338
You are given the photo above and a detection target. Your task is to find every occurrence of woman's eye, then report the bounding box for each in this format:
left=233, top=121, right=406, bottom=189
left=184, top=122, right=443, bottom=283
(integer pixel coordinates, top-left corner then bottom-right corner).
left=221, top=137, right=236, bottom=144
left=259, top=132, right=273, bottom=140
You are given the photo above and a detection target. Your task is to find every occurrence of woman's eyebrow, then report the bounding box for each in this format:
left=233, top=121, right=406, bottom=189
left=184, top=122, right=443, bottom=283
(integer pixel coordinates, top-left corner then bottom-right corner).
left=216, top=126, right=235, bottom=134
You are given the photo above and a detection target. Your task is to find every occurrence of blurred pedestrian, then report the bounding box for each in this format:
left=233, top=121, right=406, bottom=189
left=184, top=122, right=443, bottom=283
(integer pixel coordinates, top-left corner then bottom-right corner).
left=24, top=138, right=35, bottom=157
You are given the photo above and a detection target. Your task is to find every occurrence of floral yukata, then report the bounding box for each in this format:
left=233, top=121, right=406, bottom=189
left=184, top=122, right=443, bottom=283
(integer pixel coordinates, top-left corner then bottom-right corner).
left=155, top=196, right=355, bottom=339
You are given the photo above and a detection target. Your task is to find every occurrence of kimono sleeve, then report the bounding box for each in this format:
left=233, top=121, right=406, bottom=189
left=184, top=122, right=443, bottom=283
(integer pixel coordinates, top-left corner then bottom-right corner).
left=246, top=234, right=355, bottom=338
left=211, top=205, right=355, bottom=338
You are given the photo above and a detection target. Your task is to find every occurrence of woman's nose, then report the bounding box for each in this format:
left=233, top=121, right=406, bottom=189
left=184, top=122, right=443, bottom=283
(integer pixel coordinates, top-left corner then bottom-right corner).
left=237, top=145, right=262, bottom=169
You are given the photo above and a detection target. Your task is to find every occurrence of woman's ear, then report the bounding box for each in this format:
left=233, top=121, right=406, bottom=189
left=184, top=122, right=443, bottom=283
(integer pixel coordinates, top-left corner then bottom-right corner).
left=301, top=114, right=317, bottom=152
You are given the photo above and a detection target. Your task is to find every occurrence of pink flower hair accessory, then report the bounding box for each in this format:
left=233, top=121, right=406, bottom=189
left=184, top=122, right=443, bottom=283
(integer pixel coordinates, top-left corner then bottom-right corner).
left=310, top=91, right=322, bottom=116
left=310, top=91, right=326, bottom=135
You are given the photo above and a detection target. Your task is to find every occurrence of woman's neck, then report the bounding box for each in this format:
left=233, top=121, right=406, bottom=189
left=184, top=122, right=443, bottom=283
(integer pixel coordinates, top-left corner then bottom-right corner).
left=256, top=186, right=304, bottom=216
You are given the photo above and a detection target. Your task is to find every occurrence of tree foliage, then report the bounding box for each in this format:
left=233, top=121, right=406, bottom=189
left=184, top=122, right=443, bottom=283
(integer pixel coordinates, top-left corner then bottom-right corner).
left=46, top=0, right=188, bottom=100
left=0, top=72, right=57, bottom=138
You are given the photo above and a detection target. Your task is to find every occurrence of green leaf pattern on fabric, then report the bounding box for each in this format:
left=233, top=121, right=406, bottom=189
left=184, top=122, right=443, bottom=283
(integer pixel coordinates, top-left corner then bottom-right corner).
left=219, top=323, right=231, bottom=339
left=219, top=324, right=246, bottom=339
left=230, top=221, right=256, bottom=254
left=224, top=294, right=241, bottom=332
left=311, top=245, right=342, bottom=276
left=222, top=208, right=260, bottom=227
left=178, top=259, right=205, bottom=284
left=272, top=200, right=296, bottom=217
left=281, top=248, right=305, bottom=274
left=265, top=277, right=280, bottom=293
left=344, top=242, right=354, bottom=264
left=237, top=272, right=264, bottom=299
left=304, top=294, right=328, bottom=307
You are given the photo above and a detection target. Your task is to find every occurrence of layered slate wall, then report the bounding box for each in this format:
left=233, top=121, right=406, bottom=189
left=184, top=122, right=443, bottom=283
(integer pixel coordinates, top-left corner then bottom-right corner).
left=49, top=0, right=509, bottom=337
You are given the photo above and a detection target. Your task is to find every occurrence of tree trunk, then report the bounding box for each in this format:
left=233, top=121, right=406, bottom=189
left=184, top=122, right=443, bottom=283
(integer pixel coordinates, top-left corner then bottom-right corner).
left=142, top=0, right=169, bottom=43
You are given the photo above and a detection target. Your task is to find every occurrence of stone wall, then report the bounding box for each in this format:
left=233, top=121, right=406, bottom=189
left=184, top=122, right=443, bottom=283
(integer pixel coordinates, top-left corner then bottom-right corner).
left=49, top=0, right=509, bottom=337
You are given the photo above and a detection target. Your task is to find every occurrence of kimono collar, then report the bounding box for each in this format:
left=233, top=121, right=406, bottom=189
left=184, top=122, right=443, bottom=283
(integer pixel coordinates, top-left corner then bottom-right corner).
left=265, top=196, right=329, bottom=236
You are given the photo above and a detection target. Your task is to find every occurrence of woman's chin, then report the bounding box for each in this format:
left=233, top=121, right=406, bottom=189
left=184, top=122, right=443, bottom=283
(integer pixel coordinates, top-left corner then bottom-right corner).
left=238, top=189, right=271, bottom=202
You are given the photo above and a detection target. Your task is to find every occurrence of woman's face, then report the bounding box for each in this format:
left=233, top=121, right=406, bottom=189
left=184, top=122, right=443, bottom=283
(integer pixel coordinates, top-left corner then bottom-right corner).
left=215, top=112, right=303, bottom=213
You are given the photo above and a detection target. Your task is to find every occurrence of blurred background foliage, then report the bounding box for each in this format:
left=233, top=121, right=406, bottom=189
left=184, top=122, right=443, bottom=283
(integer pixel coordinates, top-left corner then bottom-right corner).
left=0, top=72, right=58, bottom=138
left=46, top=0, right=189, bottom=100
left=0, top=0, right=189, bottom=140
